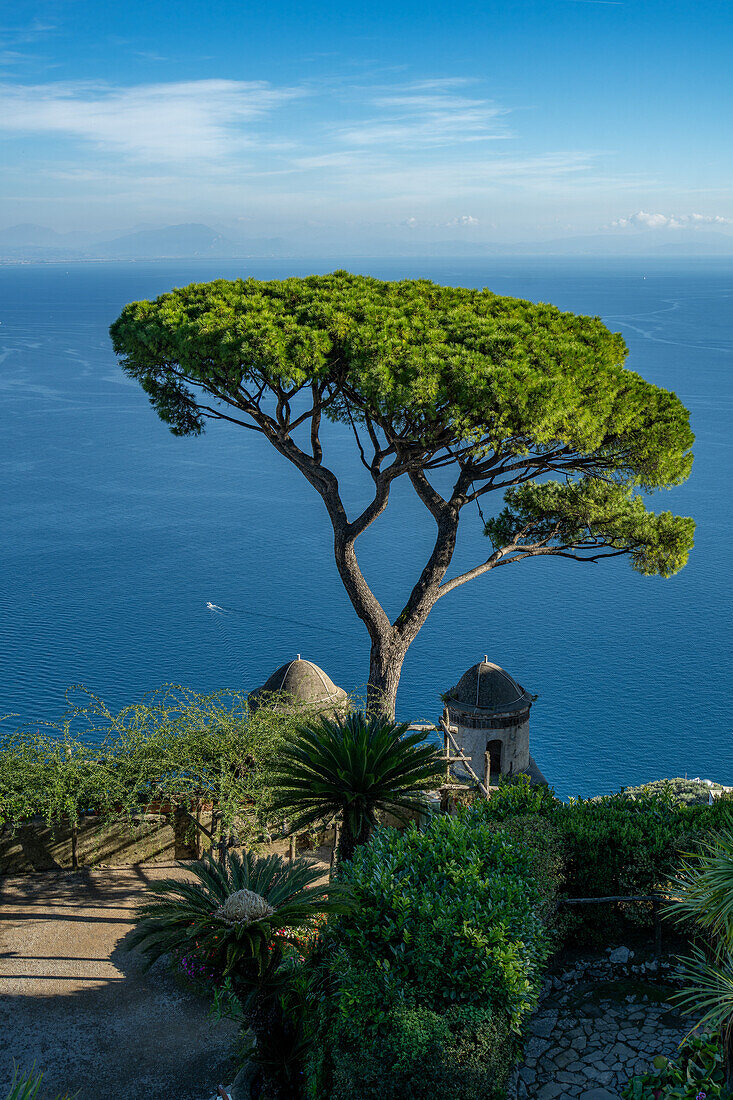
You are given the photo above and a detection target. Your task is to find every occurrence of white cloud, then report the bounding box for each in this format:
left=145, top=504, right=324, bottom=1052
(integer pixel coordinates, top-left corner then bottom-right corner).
left=399, top=214, right=479, bottom=230
left=613, top=210, right=733, bottom=229
left=443, top=214, right=479, bottom=227
left=0, top=79, right=302, bottom=162
left=337, top=82, right=508, bottom=148
left=0, top=72, right=645, bottom=237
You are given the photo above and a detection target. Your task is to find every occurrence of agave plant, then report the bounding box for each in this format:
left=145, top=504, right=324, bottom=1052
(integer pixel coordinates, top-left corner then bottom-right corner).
left=129, top=851, right=344, bottom=1099
left=270, top=711, right=443, bottom=863
left=4, top=1065, right=74, bottom=1100
left=666, top=831, right=733, bottom=1092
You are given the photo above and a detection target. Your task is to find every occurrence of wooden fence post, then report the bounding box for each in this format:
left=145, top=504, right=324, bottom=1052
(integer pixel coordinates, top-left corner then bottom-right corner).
left=329, top=821, right=340, bottom=881
left=194, top=800, right=202, bottom=860
left=65, top=746, right=79, bottom=871
left=653, top=897, right=662, bottom=958
left=442, top=709, right=452, bottom=785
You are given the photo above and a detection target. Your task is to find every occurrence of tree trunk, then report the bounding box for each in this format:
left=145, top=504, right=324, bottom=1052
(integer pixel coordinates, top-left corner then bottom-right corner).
left=366, top=638, right=408, bottom=719
left=725, top=1015, right=733, bottom=1094
left=336, top=817, right=373, bottom=865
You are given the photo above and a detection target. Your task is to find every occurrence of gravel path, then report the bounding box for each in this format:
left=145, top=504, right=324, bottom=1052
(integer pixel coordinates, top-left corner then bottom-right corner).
left=0, top=865, right=238, bottom=1100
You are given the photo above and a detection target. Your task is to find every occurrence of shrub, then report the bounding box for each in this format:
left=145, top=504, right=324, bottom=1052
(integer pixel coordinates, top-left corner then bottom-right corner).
left=328, top=1004, right=513, bottom=1100
left=624, top=778, right=724, bottom=807
left=622, top=1032, right=728, bottom=1099
left=0, top=685, right=311, bottom=843
left=304, top=811, right=563, bottom=1099
left=471, top=776, right=733, bottom=942
left=463, top=776, right=557, bottom=823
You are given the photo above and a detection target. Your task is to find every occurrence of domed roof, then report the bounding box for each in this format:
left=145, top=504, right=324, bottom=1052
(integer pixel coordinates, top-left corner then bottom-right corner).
left=249, top=656, right=348, bottom=712
left=447, top=656, right=532, bottom=714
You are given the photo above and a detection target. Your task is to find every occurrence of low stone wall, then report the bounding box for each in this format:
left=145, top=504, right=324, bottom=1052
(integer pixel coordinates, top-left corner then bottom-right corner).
left=0, top=801, right=429, bottom=875
left=0, top=812, right=207, bottom=873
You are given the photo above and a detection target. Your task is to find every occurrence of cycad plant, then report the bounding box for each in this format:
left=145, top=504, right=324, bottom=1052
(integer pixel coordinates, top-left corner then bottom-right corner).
left=129, top=851, right=343, bottom=1099
left=270, top=711, right=444, bottom=863
left=666, top=831, right=733, bottom=1093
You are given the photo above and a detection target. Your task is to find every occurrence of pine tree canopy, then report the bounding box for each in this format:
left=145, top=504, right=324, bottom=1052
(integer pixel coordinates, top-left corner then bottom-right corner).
left=111, top=270, right=694, bottom=603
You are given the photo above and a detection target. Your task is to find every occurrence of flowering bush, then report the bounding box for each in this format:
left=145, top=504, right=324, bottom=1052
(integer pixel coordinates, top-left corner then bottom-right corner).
left=174, top=911, right=325, bottom=995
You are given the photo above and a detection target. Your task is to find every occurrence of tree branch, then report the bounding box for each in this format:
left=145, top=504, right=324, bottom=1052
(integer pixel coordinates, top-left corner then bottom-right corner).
left=437, top=542, right=631, bottom=598
left=407, top=469, right=449, bottom=521
left=310, top=388, right=323, bottom=463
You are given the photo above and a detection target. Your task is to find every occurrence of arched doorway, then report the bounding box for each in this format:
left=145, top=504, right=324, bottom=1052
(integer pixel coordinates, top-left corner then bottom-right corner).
left=486, top=739, right=503, bottom=780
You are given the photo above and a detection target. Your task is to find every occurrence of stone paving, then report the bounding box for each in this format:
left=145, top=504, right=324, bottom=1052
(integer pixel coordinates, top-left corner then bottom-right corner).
left=508, top=949, right=690, bottom=1100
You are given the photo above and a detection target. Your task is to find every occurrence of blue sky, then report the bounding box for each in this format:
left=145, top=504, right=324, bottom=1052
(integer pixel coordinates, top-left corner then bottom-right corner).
left=1, top=0, right=732, bottom=245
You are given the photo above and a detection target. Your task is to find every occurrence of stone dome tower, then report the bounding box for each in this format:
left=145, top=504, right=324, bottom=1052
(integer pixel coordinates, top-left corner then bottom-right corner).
left=445, top=657, right=546, bottom=785
left=249, top=655, right=348, bottom=716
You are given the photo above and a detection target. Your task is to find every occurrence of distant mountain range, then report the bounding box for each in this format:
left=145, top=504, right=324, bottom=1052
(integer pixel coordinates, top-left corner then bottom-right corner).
left=0, top=222, right=286, bottom=261
left=408, top=228, right=733, bottom=258
left=1, top=221, right=732, bottom=261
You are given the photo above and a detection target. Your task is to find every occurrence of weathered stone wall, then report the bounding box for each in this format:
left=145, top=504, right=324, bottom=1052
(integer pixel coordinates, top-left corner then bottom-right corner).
left=0, top=812, right=209, bottom=873
left=454, top=713, right=531, bottom=778
left=1, top=803, right=426, bottom=875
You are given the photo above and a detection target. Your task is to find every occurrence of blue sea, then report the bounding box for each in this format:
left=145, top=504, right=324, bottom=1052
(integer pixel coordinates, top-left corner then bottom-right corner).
left=1, top=257, right=731, bottom=798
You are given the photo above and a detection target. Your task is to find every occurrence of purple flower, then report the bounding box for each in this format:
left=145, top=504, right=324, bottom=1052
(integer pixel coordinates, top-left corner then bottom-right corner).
left=696, top=1091, right=706, bottom=1100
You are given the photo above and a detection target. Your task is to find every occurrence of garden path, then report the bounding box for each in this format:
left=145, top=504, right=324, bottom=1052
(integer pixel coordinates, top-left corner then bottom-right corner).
left=508, top=950, right=691, bottom=1100
left=0, top=864, right=238, bottom=1100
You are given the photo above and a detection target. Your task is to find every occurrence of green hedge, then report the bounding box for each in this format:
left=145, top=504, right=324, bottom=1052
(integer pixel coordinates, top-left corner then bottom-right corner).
left=305, top=811, right=563, bottom=1100
left=623, top=777, right=728, bottom=806
left=327, top=1005, right=512, bottom=1100
left=467, top=777, right=733, bottom=941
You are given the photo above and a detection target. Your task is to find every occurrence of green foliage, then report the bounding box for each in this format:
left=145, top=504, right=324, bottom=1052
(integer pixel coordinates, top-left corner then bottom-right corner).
left=667, top=832, right=733, bottom=943
left=270, top=712, right=443, bottom=861
left=131, top=851, right=344, bottom=1100
left=304, top=812, right=562, bottom=1099
left=664, top=831, right=733, bottom=1091
left=0, top=685, right=310, bottom=838
left=673, top=944, right=733, bottom=1039
left=480, top=813, right=566, bottom=923
left=469, top=776, right=733, bottom=941
left=4, top=1065, right=74, bottom=1100
left=326, top=815, right=556, bottom=1016
left=110, top=273, right=694, bottom=601
left=327, top=1004, right=513, bottom=1100
left=625, top=779, right=723, bottom=806
left=622, top=1033, right=728, bottom=1099
left=465, top=774, right=557, bottom=822
left=110, top=272, right=692, bottom=487
left=485, top=478, right=694, bottom=577
left=128, top=849, right=335, bottom=975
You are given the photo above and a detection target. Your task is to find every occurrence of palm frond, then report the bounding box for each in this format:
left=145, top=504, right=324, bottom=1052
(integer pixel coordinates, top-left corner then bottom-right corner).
left=673, top=944, right=733, bottom=1035
left=269, top=711, right=443, bottom=848
left=666, top=831, right=733, bottom=944
left=129, top=850, right=338, bottom=968
left=5, top=1065, right=74, bottom=1100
